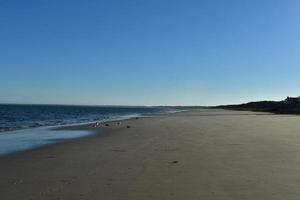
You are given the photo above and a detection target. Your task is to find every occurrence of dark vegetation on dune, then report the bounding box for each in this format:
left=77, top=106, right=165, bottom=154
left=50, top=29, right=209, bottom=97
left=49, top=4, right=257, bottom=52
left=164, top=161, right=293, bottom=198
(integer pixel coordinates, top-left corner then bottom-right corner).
left=214, top=97, right=300, bottom=114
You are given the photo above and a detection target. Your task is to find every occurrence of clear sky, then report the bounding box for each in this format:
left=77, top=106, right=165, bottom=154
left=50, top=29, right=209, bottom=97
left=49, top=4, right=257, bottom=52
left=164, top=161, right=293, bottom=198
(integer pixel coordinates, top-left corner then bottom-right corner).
left=1, top=0, right=300, bottom=106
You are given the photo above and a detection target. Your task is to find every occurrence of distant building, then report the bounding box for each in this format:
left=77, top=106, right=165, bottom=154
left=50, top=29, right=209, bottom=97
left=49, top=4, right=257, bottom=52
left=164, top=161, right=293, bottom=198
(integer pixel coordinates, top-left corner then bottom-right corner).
left=284, top=96, right=300, bottom=104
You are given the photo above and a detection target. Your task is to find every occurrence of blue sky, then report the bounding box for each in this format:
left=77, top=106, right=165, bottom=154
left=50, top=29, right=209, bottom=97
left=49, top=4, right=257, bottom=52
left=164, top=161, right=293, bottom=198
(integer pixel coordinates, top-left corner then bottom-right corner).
left=1, top=0, right=300, bottom=106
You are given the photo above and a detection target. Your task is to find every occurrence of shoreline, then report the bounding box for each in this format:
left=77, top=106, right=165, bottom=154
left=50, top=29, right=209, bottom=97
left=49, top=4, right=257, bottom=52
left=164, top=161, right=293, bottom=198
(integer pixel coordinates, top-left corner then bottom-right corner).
left=0, top=120, right=134, bottom=159
left=2, top=108, right=300, bottom=199
left=0, top=113, right=142, bottom=134
left=0, top=105, right=184, bottom=133
left=0, top=110, right=186, bottom=157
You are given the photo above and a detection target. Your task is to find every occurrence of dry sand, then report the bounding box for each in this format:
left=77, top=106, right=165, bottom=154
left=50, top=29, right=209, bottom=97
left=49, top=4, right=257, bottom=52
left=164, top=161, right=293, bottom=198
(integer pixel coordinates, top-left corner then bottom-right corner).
left=1, top=109, right=300, bottom=200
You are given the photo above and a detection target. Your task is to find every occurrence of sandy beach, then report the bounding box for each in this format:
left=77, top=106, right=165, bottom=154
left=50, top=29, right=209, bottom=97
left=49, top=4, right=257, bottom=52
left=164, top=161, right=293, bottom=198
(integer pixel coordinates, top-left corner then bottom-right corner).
left=1, top=108, right=300, bottom=200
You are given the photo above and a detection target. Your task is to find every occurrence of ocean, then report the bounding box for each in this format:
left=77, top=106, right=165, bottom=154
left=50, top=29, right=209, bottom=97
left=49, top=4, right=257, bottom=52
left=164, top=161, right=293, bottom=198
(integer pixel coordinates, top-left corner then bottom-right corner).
left=0, top=104, right=181, bottom=156
left=0, top=104, right=179, bottom=132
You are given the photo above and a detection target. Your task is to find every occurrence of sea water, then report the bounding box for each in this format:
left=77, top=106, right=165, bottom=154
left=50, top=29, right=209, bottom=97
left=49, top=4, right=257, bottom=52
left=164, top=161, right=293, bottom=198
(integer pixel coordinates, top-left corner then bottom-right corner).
left=0, top=105, right=180, bottom=156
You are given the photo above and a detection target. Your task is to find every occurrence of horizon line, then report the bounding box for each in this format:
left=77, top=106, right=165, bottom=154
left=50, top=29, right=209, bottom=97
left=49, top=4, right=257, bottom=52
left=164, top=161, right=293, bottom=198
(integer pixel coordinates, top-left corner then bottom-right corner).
left=0, top=102, right=210, bottom=108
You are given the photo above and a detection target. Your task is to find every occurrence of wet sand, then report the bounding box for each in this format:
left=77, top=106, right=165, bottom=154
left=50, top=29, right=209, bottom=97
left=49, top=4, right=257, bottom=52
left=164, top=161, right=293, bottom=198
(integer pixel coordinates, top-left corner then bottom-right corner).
left=1, top=109, right=300, bottom=200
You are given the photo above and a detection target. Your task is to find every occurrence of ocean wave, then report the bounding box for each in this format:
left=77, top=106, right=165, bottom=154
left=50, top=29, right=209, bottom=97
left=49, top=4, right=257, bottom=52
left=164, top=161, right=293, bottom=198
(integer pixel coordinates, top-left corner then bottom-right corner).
left=0, top=105, right=180, bottom=133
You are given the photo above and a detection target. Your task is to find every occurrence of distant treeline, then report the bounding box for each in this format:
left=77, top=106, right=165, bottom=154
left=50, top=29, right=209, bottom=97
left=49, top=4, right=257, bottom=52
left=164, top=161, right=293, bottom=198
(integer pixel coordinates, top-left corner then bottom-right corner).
left=214, top=99, right=300, bottom=114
